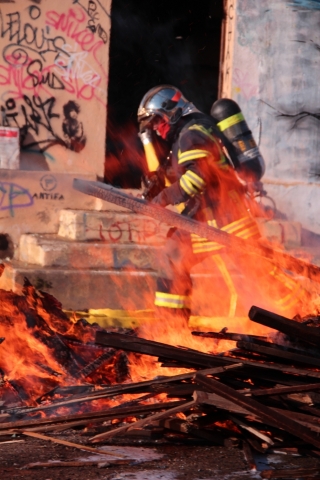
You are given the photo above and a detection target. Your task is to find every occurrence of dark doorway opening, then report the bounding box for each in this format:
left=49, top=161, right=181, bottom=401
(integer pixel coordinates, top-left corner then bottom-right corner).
left=0, top=234, right=14, bottom=260
left=105, top=0, right=224, bottom=188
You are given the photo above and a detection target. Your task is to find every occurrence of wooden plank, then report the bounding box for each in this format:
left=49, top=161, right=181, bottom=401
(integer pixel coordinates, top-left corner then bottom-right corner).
left=239, top=383, right=320, bottom=397
left=23, top=459, right=134, bottom=469
left=157, top=418, right=231, bottom=445
left=90, top=400, right=197, bottom=443
left=96, top=331, right=320, bottom=379
left=242, top=440, right=257, bottom=471
left=260, top=467, right=320, bottom=479
left=192, top=331, right=267, bottom=342
left=196, top=392, right=320, bottom=434
left=21, top=431, right=127, bottom=457
left=95, top=332, right=233, bottom=368
left=229, top=415, right=274, bottom=445
left=193, top=390, right=252, bottom=416
left=73, top=179, right=320, bottom=283
left=0, top=401, right=184, bottom=432
left=4, top=365, right=242, bottom=417
left=195, top=373, right=320, bottom=449
left=237, top=341, right=320, bottom=368
left=249, top=306, right=320, bottom=347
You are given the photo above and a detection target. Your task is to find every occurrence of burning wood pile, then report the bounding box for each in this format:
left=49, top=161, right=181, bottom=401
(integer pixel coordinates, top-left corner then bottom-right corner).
left=2, top=269, right=320, bottom=477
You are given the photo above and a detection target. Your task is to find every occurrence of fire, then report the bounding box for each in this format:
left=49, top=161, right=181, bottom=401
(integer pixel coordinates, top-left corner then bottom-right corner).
left=0, top=277, right=129, bottom=408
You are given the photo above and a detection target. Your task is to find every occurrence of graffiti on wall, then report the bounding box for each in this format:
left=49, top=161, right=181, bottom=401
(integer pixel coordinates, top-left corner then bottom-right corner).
left=0, top=174, right=67, bottom=217
left=287, top=0, right=320, bottom=9
left=0, top=1, right=109, bottom=160
left=0, top=181, right=33, bottom=216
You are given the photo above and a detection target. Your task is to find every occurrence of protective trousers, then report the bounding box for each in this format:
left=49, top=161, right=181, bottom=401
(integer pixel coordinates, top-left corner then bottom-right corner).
left=154, top=221, right=307, bottom=323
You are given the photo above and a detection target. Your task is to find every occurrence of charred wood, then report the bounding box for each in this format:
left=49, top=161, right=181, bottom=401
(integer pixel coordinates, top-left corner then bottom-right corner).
left=76, top=348, right=118, bottom=379
left=249, top=306, right=320, bottom=347
left=95, top=331, right=233, bottom=368
left=239, top=383, right=320, bottom=397
left=260, top=466, right=320, bottom=478
left=192, top=331, right=267, bottom=343
left=237, top=341, right=320, bottom=368
left=195, top=373, right=320, bottom=449
left=89, top=400, right=197, bottom=443
left=0, top=400, right=185, bottom=433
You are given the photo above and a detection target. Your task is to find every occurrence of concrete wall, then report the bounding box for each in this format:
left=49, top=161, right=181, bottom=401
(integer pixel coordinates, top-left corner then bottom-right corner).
left=0, top=0, right=112, bottom=249
left=0, top=0, right=111, bottom=175
left=222, top=0, right=320, bottom=235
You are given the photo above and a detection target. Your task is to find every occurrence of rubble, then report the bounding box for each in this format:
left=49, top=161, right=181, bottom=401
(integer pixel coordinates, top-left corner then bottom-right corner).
left=2, top=270, right=320, bottom=477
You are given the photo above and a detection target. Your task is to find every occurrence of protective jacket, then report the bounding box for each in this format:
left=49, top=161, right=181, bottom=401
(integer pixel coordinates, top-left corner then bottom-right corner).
left=153, top=112, right=260, bottom=248
left=151, top=113, right=305, bottom=320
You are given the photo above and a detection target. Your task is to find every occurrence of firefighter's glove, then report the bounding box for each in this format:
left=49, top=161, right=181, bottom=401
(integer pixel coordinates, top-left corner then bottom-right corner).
left=248, top=180, right=267, bottom=196
left=151, top=188, right=169, bottom=207
left=142, top=170, right=165, bottom=201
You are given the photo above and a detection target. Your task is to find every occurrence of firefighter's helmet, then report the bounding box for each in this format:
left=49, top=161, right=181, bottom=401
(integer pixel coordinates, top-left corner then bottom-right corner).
left=137, top=85, right=199, bottom=130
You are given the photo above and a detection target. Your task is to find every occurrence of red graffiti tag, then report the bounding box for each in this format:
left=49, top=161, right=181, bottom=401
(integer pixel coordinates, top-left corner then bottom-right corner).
left=45, top=7, right=104, bottom=53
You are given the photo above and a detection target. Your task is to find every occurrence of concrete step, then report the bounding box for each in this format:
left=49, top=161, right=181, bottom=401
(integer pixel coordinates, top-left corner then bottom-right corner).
left=58, top=209, right=170, bottom=244
left=58, top=209, right=302, bottom=248
left=18, top=233, right=161, bottom=269
left=257, top=218, right=302, bottom=248
left=0, top=260, right=245, bottom=315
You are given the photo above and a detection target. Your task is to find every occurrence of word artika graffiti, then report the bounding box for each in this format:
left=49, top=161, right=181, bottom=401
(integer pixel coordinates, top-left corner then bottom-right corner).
left=1, top=96, right=86, bottom=153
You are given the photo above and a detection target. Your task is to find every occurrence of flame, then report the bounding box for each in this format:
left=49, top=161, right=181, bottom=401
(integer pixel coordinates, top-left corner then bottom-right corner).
left=1, top=122, right=319, bottom=413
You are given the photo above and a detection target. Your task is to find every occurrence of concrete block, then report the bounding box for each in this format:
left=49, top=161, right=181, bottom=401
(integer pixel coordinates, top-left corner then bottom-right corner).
left=0, top=261, right=241, bottom=314
left=0, top=261, right=157, bottom=311
left=58, top=209, right=170, bottom=244
left=0, top=171, right=98, bottom=249
left=18, top=233, right=161, bottom=270
left=257, top=219, right=301, bottom=248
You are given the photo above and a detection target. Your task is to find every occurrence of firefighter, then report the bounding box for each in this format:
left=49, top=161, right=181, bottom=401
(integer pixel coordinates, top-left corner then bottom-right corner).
left=137, top=85, right=306, bottom=325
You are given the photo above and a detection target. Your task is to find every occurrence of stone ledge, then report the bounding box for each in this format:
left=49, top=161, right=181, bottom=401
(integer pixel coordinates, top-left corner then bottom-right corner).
left=58, top=209, right=170, bottom=243
left=256, top=219, right=302, bottom=248
left=0, top=261, right=244, bottom=315
left=19, top=233, right=161, bottom=269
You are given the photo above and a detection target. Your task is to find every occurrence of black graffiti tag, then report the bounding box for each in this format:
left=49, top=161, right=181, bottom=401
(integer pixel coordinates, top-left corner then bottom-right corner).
left=2, top=95, right=67, bottom=151
left=0, top=6, right=66, bottom=66
left=73, top=0, right=108, bottom=43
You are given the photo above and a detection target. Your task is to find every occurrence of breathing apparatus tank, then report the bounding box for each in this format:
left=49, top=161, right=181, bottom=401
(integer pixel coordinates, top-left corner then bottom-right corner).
left=210, top=98, right=265, bottom=183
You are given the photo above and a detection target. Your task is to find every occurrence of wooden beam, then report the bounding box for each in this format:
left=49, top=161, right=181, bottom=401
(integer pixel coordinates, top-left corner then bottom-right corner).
left=21, top=431, right=127, bottom=457
left=89, top=400, right=197, bottom=443
left=239, top=383, right=320, bottom=397
left=195, top=374, right=320, bottom=450
left=249, top=306, right=320, bottom=347
left=237, top=341, right=320, bottom=368
left=95, top=332, right=233, bottom=368
left=0, top=401, right=184, bottom=433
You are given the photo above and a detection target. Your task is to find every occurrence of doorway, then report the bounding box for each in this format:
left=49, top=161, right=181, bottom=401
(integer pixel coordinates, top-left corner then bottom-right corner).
left=105, top=0, right=225, bottom=187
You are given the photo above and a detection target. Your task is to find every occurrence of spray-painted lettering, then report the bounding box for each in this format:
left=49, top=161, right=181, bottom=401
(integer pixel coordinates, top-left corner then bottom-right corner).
left=0, top=181, right=33, bottom=217
left=45, top=7, right=104, bottom=52
left=1, top=95, right=65, bottom=151
left=98, top=219, right=168, bottom=244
